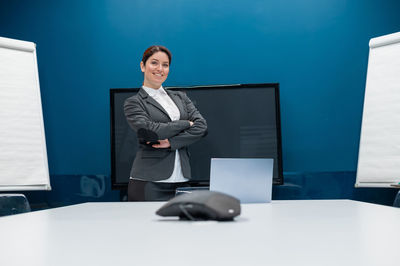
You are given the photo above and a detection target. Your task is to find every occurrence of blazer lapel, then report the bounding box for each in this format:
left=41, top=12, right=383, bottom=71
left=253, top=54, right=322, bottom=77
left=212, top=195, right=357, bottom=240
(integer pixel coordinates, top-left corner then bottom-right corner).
left=138, top=88, right=170, bottom=119
left=167, top=90, right=186, bottom=119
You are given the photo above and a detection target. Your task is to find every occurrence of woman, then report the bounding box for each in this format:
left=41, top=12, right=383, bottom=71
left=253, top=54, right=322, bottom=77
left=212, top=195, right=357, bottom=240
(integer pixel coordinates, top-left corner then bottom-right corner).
left=124, top=45, right=207, bottom=201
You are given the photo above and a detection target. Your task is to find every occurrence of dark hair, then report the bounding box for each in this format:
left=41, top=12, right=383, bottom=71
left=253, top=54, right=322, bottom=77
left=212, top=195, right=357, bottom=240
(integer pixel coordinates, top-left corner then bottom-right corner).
left=141, top=45, right=172, bottom=65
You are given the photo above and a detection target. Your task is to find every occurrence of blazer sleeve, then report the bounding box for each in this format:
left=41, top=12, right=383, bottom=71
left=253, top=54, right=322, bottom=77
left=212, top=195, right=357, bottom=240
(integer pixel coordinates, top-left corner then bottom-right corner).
left=124, top=96, right=191, bottom=140
left=169, top=92, right=208, bottom=150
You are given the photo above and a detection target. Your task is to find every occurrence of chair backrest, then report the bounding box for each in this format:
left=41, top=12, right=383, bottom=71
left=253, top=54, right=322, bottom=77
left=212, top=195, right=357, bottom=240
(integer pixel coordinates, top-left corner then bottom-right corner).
left=0, top=194, right=31, bottom=217
left=393, top=190, right=400, bottom=208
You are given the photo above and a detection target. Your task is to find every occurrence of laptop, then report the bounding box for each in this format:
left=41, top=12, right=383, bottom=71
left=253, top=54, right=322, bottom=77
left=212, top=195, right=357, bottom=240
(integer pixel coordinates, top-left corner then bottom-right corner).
left=209, top=158, right=273, bottom=203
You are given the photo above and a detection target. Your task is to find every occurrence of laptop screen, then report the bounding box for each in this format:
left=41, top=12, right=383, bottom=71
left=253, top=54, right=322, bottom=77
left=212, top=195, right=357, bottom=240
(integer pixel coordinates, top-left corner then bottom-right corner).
left=209, top=158, right=273, bottom=203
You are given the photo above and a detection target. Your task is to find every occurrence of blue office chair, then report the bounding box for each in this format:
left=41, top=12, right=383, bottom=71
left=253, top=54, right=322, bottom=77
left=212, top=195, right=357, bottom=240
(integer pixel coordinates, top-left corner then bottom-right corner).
left=0, top=194, right=31, bottom=217
left=393, top=190, right=400, bottom=208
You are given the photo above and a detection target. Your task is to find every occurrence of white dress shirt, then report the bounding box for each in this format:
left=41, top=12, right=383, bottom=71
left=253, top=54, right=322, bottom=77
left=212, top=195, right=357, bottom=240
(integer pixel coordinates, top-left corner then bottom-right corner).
left=142, top=86, right=188, bottom=183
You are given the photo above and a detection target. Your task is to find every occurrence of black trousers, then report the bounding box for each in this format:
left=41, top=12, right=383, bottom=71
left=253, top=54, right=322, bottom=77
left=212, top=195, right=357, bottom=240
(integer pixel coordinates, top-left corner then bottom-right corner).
left=128, top=179, right=190, bottom=201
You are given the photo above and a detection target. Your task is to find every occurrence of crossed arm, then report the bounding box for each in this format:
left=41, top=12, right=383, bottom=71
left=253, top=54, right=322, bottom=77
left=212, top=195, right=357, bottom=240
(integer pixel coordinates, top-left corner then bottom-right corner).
left=124, top=92, right=207, bottom=150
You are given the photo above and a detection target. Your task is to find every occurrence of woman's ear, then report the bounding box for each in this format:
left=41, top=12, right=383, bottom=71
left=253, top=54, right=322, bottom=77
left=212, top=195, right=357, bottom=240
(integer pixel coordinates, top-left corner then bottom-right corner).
left=140, top=61, right=145, bottom=73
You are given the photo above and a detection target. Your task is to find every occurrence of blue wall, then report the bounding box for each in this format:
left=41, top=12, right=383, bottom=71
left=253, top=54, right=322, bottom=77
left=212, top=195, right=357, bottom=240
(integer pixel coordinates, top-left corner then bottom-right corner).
left=1, top=0, right=400, bottom=205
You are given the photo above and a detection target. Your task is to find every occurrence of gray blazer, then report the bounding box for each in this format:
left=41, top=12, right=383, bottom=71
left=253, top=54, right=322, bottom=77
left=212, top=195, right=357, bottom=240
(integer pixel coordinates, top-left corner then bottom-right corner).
left=124, top=88, right=207, bottom=181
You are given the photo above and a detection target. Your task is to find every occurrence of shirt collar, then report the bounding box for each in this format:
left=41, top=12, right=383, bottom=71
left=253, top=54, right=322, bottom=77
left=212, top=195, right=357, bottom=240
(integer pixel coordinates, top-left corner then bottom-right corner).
left=142, top=85, right=167, bottom=98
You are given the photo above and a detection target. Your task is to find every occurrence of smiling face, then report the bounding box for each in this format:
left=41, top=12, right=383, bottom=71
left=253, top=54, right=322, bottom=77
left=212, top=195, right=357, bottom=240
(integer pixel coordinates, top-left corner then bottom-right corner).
left=140, top=51, right=170, bottom=89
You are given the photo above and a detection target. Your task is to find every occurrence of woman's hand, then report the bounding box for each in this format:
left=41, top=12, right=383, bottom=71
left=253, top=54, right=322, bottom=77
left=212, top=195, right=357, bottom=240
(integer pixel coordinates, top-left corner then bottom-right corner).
left=189, top=121, right=194, bottom=126
left=152, top=139, right=171, bottom=148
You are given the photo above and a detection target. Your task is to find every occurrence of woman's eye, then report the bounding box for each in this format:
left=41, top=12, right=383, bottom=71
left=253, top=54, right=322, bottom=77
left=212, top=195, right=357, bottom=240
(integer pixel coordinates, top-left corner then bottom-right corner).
left=151, top=61, right=158, bottom=65
left=163, top=64, right=169, bottom=68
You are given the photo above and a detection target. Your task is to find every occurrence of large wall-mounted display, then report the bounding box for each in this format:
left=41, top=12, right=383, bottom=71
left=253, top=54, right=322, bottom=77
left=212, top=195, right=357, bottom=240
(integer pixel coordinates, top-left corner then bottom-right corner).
left=110, top=84, right=283, bottom=189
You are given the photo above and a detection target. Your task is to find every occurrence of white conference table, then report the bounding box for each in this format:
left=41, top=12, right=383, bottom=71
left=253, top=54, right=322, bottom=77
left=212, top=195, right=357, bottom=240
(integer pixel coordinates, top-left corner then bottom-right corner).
left=0, top=200, right=399, bottom=266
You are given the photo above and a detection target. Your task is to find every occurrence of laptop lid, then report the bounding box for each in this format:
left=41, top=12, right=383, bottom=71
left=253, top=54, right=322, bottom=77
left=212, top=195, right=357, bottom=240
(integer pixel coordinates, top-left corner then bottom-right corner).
left=209, top=158, right=273, bottom=203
